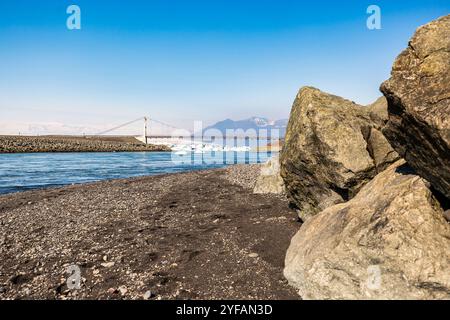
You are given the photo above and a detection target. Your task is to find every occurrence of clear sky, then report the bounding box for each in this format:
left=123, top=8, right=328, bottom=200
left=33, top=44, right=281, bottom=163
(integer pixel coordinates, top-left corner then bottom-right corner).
left=0, top=0, right=448, bottom=134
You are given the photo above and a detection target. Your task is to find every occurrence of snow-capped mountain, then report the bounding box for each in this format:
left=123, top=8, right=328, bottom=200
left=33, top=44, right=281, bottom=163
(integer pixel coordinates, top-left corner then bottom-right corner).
left=203, top=117, right=288, bottom=137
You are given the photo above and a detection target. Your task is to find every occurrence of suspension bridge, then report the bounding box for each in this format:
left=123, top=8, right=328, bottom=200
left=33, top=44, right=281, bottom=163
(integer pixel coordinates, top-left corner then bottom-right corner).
left=95, top=116, right=184, bottom=143
left=95, top=116, right=281, bottom=145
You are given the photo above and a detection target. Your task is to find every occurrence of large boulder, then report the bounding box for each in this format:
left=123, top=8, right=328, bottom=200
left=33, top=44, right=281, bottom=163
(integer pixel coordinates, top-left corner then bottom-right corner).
left=253, top=155, right=285, bottom=194
left=380, top=14, right=450, bottom=199
left=284, top=160, right=450, bottom=300
left=280, top=87, right=399, bottom=220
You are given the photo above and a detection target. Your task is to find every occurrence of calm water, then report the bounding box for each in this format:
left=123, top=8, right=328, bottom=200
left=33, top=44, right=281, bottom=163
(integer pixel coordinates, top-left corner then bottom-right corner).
left=0, top=151, right=273, bottom=195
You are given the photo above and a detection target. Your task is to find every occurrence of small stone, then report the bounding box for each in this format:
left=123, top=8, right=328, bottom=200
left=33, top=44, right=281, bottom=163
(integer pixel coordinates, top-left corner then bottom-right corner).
left=102, top=255, right=108, bottom=262
left=107, top=287, right=116, bottom=294
left=100, top=262, right=115, bottom=268
left=118, top=285, right=127, bottom=295
left=248, top=253, right=259, bottom=258
left=143, top=290, right=152, bottom=300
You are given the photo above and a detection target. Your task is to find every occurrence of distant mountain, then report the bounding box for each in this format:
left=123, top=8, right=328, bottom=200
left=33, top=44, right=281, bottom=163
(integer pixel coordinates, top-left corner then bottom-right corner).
left=203, top=117, right=288, bottom=137
left=27, top=123, right=99, bottom=135
left=22, top=122, right=140, bottom=136
left=0, top=121, right=104, bottom=136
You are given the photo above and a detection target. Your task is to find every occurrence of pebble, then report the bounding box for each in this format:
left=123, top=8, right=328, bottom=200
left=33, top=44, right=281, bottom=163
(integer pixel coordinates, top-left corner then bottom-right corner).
left=107, top=287, right=116, bottom=294
left=118, top=286, right=128, bottom=295
left=143, top=290, right=152, bottom=300
left=100, top=262, right=115, bottom=268
left=248, top=253, right=259, bottom=258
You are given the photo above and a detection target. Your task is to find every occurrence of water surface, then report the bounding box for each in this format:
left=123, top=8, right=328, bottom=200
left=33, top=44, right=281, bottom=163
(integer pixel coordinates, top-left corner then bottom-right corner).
left=0, top=151, right=272, bottom=195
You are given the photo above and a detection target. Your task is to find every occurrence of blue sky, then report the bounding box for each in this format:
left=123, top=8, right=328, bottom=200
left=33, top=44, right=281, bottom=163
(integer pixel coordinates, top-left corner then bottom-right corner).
left=0, top=0, right=448, bottom=134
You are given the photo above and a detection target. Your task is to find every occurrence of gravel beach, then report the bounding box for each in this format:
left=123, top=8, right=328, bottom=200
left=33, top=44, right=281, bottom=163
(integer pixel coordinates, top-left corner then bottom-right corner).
left=0, top=164, right=300, bottom=300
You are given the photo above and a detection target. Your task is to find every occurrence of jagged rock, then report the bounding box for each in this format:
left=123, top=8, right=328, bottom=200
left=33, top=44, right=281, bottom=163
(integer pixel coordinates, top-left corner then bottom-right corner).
left=366, top=97, right=389, bottom=122
left=284, top=160, right=450, bottom=300
left=444, top=210, right=450, bottom=223
left=280, top=87, right=399, bottom=220
left=253, top=155, right=284, bottom=194
left=364, top=127, right=399, bottom=169
left=380, top=15, right=450, bottom=199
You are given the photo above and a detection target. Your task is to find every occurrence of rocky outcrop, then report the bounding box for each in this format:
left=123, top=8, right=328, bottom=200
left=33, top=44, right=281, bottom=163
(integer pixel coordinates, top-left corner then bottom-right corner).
left=284, top=160, right=450, bottom=299
left=253, top=155, right=284, bottom=194
left=280, top=87, right=399, bottom=220
left=380, top=15, right=450, bottom=199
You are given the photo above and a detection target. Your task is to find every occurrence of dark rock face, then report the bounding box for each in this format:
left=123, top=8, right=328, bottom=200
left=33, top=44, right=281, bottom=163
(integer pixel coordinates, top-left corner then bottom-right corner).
left=280, top=87, right=399, bottom=220
left=380, top=14, right=450, bottom=199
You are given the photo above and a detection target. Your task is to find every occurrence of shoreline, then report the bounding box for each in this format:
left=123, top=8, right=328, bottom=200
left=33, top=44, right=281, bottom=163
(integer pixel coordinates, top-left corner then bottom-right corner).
left=0, top=165, right=300, bottom=300
left=0, top=135, right=171, bottom=153
left=0, top=165, right=228, bottom=197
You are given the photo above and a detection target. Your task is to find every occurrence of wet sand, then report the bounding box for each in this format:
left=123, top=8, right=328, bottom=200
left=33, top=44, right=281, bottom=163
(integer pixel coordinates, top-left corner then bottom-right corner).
left=0, top=165, right=301, bottom=300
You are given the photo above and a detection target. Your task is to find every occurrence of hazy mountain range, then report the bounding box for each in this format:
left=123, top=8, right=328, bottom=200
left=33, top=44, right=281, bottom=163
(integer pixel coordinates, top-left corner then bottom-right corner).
left=203, top=117, right=288, bottom=137
left=0, top=117, right=289, bottom=137
left=0, top=122, right=102, bottom=136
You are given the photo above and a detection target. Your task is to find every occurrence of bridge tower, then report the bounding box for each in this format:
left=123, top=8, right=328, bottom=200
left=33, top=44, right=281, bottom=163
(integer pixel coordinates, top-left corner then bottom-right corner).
left=144, top=116, right=148, bottom=144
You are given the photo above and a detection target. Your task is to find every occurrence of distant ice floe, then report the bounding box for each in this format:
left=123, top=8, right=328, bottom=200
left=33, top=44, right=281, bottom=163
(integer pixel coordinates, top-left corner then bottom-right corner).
left=171, top=143, right=252, bottom=155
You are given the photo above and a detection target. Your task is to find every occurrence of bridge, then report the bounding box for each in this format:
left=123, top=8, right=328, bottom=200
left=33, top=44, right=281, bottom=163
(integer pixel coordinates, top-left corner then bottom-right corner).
left=95, top=116, right=281, bottom=145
